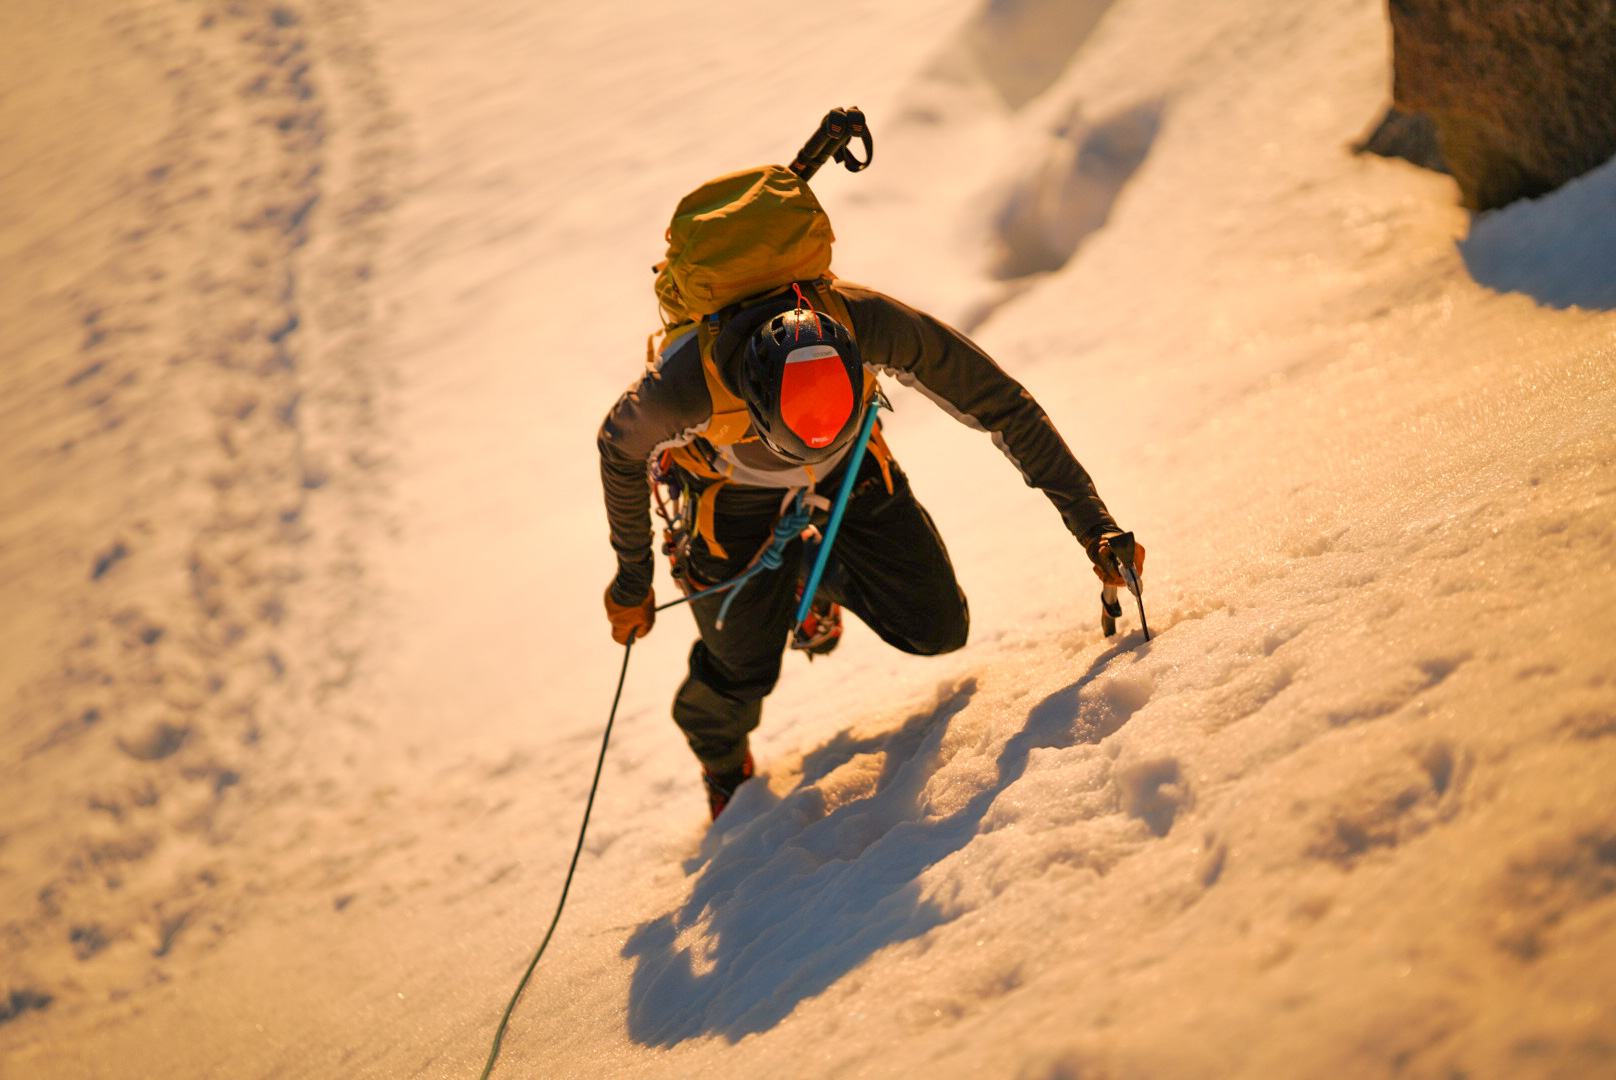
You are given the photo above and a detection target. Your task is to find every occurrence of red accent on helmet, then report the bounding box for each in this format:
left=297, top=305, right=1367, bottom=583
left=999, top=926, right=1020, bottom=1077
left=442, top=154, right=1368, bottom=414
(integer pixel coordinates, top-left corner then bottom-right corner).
left=779, top=349, right=855, bottom=448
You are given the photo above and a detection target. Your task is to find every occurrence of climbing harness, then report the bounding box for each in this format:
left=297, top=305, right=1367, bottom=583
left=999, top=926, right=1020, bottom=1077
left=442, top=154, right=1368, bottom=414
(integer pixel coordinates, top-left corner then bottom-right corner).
left=650, top=394, right=888, bottom=633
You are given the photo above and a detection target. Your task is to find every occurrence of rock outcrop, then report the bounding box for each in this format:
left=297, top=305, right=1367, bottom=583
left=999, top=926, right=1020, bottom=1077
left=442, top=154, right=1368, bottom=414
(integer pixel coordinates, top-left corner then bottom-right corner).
left=1389, top=0, right=1616, bottom=211
left=1353, top=106, right=1447, bottom=173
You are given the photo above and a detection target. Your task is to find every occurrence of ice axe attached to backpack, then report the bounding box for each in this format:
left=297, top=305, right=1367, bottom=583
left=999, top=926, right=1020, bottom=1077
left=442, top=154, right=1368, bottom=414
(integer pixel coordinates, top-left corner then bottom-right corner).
left=1099, top=531, right=1151, bottom=641
left=789, top=107, right=873, bottom=181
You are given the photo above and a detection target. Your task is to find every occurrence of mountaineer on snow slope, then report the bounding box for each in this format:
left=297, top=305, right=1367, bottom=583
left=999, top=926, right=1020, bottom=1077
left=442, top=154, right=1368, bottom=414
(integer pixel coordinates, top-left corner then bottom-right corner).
left=598, top=159, right=1144, bottom=819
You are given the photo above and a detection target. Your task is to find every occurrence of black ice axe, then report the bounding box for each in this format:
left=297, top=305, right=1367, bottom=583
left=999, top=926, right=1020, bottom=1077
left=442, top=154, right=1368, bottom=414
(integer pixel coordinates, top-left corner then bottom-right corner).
left=788, top=107, right=873, bottom=181
left=1099, top=531, right=1151, bottom=641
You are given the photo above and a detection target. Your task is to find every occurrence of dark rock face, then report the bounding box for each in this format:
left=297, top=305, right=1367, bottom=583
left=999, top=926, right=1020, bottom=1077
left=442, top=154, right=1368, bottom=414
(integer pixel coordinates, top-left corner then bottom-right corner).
left=1389, top=0, right=1616, bottom=211
left=1353, top=106, right=1448, bottom=173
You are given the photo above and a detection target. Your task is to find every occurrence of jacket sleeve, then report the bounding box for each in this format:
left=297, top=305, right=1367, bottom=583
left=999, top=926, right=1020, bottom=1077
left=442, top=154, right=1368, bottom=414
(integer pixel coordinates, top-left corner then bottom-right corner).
left=598, top=335, right=713, bottom=603
left=836, top=282, right=1120, bottom=552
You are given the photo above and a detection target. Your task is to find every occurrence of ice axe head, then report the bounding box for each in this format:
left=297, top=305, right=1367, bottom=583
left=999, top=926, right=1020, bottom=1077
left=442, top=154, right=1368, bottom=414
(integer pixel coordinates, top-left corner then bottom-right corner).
left=788, top=107, right=873, bottom=181
left=1105, top=532, right=1143, bottom=596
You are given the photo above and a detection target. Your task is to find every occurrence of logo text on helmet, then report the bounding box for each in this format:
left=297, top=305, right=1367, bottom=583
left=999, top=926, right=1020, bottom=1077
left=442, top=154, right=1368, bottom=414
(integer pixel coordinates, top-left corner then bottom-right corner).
left=784, top=344, right=840, bottom=365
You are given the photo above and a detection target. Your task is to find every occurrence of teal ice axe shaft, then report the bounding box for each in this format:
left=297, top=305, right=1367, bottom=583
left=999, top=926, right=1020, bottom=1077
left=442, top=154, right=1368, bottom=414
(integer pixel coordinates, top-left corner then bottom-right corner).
left=795, top=395, right=885, bottom=626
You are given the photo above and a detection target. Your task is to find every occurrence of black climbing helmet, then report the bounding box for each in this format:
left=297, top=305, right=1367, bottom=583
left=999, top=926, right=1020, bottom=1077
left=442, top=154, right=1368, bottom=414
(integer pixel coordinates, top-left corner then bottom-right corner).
left=738, top=308, right=865, bottom=465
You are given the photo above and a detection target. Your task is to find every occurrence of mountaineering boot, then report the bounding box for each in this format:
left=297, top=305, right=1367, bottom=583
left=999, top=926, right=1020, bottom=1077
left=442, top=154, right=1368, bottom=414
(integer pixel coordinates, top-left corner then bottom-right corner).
left=790, top=590, right=843, bottom=658
left=791, top=549, right=843, bottom=659
left=702, top=750, right=755, bottom=821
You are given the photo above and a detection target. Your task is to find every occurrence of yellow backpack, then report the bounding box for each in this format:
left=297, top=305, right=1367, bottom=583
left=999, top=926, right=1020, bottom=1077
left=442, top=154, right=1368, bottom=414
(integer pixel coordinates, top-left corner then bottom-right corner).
left=649, top=164, right=880, bottom=451
left=648, top=164, right=889, bottom=556
left=654, top=164, right=835, bottom=328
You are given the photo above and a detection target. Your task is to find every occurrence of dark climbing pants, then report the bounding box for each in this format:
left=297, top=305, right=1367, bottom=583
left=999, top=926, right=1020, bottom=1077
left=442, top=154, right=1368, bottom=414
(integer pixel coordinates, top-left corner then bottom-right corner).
left=672, top=454, right=969, bottom=772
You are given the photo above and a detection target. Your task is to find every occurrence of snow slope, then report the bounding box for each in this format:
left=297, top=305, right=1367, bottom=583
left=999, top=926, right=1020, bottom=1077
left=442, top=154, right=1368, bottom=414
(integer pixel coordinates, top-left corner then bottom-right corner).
left=2, top=0, right=1614, bottom=1077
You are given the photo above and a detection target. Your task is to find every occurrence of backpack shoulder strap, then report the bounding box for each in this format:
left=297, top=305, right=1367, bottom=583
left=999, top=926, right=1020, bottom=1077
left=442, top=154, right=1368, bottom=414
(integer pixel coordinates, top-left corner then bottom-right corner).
left=678, top=279, right=877, bottom=451
left=808, top=279, right=881, bottom=409
left=809, top=278, right=855, bottom=334
left=695, top=315, right=756, bottom=446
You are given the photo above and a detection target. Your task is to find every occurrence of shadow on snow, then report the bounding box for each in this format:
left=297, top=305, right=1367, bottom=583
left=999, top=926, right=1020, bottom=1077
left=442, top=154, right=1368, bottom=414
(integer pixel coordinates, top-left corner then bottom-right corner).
left=620, top=635, right=1144, bottom=1046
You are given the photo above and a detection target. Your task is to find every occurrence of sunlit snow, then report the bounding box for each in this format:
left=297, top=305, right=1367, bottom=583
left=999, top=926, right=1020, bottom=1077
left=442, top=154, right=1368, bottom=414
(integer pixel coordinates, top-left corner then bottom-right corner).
left=1, top=0, right=1613, bottom=1078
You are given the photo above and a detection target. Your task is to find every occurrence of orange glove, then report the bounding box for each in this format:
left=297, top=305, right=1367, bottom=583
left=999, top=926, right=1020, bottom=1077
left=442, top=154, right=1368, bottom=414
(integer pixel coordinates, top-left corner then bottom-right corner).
left=1091, top=535, right=1146, bottom=587
left=604, top=584, right=655, bottom=645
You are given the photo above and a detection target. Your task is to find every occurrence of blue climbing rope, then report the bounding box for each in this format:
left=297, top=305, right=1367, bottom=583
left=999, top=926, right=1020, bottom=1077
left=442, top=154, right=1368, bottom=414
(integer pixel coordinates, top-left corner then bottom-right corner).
left=796, top=396, right=884, bottom=625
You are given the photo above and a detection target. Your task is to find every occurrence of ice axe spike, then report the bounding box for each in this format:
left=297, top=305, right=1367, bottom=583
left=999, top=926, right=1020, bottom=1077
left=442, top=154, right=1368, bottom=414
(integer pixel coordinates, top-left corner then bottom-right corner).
left=1100, top=584, right=1122, bottom=637
left=1098, top=531, right=1151, bottom=641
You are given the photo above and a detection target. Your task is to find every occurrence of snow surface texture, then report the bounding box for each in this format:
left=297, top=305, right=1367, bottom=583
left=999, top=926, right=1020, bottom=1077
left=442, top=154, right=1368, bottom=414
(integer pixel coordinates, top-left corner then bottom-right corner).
left=2, top=0, right=1614, bottom=1078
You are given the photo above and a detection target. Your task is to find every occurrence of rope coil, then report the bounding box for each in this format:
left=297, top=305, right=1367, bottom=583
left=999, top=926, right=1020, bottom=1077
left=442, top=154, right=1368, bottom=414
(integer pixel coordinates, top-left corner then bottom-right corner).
left=712, top=494, right=813, bottom=628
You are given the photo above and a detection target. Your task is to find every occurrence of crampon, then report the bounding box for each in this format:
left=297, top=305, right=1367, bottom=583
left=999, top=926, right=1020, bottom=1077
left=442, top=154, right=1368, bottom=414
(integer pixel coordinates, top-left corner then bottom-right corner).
left=703, top=751, right=755, bottom=820
left=790, top=588, right=842, bottom=658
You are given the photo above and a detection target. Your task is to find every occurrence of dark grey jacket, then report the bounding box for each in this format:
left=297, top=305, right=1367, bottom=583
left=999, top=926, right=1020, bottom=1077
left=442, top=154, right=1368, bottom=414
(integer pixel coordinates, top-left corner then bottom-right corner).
left=599, top=282, right=1118, bottom=602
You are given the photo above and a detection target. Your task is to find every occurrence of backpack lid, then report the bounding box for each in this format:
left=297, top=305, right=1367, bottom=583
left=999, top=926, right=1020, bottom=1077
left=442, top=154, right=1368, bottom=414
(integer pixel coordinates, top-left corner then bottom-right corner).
left=654, top=165, right=835, bottom=329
